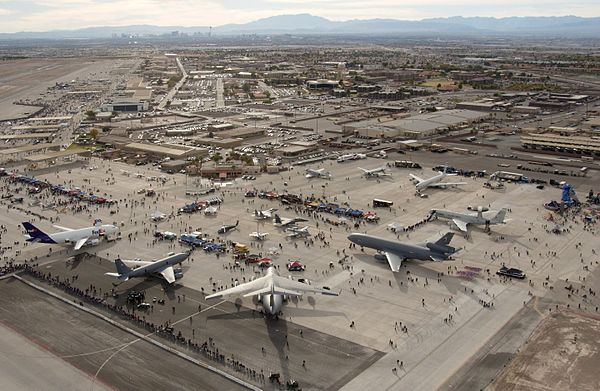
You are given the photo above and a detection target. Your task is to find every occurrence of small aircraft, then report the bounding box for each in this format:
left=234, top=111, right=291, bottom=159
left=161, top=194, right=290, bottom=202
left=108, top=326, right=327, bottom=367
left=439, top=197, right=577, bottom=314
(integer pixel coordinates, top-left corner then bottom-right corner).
left=273, top=214, right=308, bottom=227
left=358, top=166, right=391, bottom=178
left=253, top=208, right=277, bottom=220
left=218, top=220, right=239, bottom=234
left=305, top=168, right=331, bottom=179
left=410, top=169, right=467, bottom=191
left=105, top=252, right=189, bottom=284
left=120, top=170, right=130, bottom=176
left=286, top=226, right=310, bottom=238
left=429, top=207, right=508, bottom=233
left=348, top=232, right=458, bottom=272
left=22, top=219, right=119, bottom=250
left=249, top=231, right=269, bottom=240
left=150, top=210, right=166, bottom=222
left=135, top=173, right=145, bottom=178
left=204, top=206, right=218, bottom=215
left=205, top=266, right=338, bottom=316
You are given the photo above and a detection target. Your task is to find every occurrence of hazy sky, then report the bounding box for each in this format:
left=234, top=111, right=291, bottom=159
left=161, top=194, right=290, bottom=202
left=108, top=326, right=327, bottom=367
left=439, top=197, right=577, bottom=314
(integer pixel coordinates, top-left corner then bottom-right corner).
left=0, top=0, right=598, bottom=32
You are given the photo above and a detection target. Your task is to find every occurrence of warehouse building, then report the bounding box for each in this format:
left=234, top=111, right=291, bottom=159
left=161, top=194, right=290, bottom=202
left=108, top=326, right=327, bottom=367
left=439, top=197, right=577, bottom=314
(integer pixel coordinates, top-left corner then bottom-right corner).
left=344, top=109, right=490, bottom=139
left=521, top=133, right=600, bottom=155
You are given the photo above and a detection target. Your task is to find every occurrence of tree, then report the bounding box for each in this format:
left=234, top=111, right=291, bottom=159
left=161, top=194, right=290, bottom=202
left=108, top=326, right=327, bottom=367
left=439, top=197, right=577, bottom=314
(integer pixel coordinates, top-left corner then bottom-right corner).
left=242, top=83, right=251, bottom=93
left=211, top=152, right=222, bottom=163
left=89, top=128, right=98, bottom=140
left=85, top=110, right=96, bottom=120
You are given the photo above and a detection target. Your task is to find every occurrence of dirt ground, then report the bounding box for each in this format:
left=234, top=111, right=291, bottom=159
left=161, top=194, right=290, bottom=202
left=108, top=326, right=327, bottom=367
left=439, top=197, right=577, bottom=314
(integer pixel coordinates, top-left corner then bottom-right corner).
left=489, top=311, right=600, bottom=391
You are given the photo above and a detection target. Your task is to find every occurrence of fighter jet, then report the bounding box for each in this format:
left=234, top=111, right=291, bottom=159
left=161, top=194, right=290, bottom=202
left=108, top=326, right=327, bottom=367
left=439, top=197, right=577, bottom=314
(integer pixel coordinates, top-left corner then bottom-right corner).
left=105, top=252, right=189, bottom=284
left=286, top=226, right=310, bottom=238
left=429, top=207, right=508, bottom=233
left=347, top=232, right=458, bottom=272
left=253, top=208, right=277, bottom=220
left=218, top=220, right=239, bottom=234
left=205, top=266, right=338, bottom=316
left=409, top=169, right=466, bottom=191
left=305, top=168, right=331, bottom=179
left=150, top=210, right=166, bottom=222
left=273, top=214, right=308, bottom=227
left=358, top=166, right=391, bottom=178
left=22, top=220, right=119, bottom=251
left=249, top=231, right=269, bottom=240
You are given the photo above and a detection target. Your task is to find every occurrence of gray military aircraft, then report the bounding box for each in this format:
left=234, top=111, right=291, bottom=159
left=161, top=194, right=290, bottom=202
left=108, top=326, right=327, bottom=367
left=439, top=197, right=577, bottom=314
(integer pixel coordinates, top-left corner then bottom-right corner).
left=105, top=252, right=190, bottom=284
left=205, top=266, right=338, bottom=316
left=347, top=232, right=458, bottom=272
left=429, top=207, right=508, bottom=233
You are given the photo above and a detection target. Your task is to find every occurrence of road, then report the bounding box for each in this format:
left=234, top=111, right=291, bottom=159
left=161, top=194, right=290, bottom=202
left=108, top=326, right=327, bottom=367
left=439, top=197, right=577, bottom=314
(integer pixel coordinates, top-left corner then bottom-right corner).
left=158, top=56, right=188, bottom=110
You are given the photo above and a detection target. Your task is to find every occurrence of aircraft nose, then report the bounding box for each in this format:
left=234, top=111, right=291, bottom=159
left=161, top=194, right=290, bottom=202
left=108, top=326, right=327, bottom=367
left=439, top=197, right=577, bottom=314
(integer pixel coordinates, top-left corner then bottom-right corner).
left=347, top=233, right=364, bottom=245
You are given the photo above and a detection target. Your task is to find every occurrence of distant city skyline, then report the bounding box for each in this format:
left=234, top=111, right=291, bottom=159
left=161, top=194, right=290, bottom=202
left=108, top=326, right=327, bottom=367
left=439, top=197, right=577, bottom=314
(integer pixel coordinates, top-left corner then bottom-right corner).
left=0, top=0, right=599, bottom=33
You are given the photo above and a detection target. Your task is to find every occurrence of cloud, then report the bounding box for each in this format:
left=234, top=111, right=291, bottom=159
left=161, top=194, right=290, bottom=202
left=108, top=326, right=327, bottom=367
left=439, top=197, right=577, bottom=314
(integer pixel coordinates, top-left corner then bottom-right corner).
left=0, top=0, right=598, bottom=32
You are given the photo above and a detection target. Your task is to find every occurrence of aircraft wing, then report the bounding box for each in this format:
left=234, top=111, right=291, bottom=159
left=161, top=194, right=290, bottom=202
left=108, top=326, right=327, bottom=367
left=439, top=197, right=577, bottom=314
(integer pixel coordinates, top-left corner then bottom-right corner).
left=205, top=276, right=268, bottom=299
left=73, top=237, right=89, bottom=250
left=452, top=218, right=469, bottom=232
left=409, top=174, right=424, bottom=183
left=428, top=182, right=467, bottom=188
left=385, top=252, right=404, bottom=272
left=273, top=275, right=339, bottom=296
left=159, top=266, right=176, bottom=284
left=53, top=225, right=74, bottom=231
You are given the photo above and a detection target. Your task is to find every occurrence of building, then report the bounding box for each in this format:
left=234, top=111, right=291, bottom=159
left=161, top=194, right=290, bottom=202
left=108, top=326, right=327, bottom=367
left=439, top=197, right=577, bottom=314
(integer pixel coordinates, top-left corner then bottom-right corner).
left=209, top=123, right=235, bottom=132
left=195, top=137, right=243, bottom=149
left=307, top=79, right=339, bottom=90
left=456, top=101, right=498, bottom=111
left=521, top=133, right=600, bottom=155
left=512, top=106, right=541, bottom=115
left=101, top=100, right=149, bottom=112
left=344, top=109, right=489, bottom=139
left=219, top=127, right=265, bottom=139
left=199, top=161, right=260, bottom=179
left=123, top=142, right=208, bottom=160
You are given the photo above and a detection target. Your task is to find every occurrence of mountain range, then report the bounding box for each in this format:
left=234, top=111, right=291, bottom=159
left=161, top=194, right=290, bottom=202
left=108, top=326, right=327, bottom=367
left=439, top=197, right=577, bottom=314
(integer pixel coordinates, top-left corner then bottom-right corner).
left=1, top=14, right=599, bottom=39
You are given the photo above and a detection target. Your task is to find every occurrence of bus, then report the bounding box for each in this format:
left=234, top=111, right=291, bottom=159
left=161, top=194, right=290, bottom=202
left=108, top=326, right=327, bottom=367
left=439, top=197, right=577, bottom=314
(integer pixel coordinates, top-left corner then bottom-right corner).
left=373, top=199, right=394, bottom=208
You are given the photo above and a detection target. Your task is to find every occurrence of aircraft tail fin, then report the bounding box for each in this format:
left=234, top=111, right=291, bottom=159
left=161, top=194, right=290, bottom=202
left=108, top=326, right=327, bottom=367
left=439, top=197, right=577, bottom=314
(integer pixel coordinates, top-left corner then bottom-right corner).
left=435, top=232, right=454, bottom=247
left=235, top=220, right=239, bottom=227
left=274, top=214, right=282, bottom=224
left=426, top=232, right=457, bottom=255
left=114, top=259, right=132, bottom=275
left=22, top=222, right=54, bottom=243
left=492, top=208, right=508, bottom=224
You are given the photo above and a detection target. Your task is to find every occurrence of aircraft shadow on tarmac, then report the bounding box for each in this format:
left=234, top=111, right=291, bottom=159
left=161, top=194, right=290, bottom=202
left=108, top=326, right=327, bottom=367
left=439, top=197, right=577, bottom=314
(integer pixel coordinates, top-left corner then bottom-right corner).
left=352, top=252, right=488, bottom=301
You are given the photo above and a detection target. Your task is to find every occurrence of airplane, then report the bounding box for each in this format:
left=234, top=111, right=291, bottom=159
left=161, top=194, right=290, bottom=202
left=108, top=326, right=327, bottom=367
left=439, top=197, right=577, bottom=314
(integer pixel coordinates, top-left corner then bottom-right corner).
left=286, top=226, right=310, bottom=238
left=205, top=266, right=338, bottom=316
left=305, top=168, right=331, bottom=179
left=358, top=166, right=391, bottom=178
left=429, top=207, right=508, bottom=233
left=409, top=169, right=467, bottom=191
left=204, top=206, right=218, bottom=215
left=218, top=220, right=239, bottom=234
left=135, top=173, right=145, bottom=178
left=150, top=210, right=166, bottom=222
left=249, top=231, right=269, bottom=240
left=347, top=232, right=458, bottom=272
left=253, top=208, right=277, bottom=220
left=22, top=219, right=119, bottom=250
left=120, top=170, right=130, bottom=176
left=273, top=214, right=308, bottom=227
left=105, top=252, right=189, bottom=285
